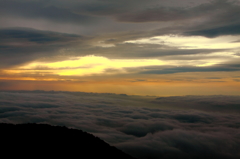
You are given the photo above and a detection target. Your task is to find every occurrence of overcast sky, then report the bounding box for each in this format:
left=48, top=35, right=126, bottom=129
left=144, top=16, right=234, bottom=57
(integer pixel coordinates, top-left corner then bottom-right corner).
left=0, top=0, right=240, bottom=95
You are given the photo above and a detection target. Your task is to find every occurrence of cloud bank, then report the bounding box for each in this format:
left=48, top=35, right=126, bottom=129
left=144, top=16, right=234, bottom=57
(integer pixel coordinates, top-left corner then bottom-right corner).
left=0, top=91, right=239, bottom=159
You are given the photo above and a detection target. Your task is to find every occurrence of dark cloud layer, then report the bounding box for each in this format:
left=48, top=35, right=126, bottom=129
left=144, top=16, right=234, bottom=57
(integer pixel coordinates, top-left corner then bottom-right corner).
left=152, top=95, right=240, bottom=113
left=1, top=0, right=239, bottom=73
left=0, top=0, right=96, bottom=24
left=185, top=24, right=240, bottom=37
left=0, top=91, right=239, bottom=159
left=0, top=28, right=83, bottom=68
left=0, top=28, right=80, bottom=43
left=1, top=27, right=233, bottom=72
left=1, top=0, right=240, bottom=37
left=140, top=63, right=240, bottom=74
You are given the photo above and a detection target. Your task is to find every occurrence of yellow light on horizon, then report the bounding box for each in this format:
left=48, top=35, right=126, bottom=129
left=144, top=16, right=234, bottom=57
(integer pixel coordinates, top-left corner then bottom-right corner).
left=8, top=55, right=168, bottom=76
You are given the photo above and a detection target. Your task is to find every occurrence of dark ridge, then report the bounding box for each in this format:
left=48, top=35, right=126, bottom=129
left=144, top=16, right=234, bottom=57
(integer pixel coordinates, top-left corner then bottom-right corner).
left=0, top=123, right=137, bottom=159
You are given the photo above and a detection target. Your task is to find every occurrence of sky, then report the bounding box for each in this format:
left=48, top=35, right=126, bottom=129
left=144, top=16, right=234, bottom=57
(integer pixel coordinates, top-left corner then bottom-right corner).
left=0, top=0, right=240, bottom=95
left=1, top=1, right=240, bottom=158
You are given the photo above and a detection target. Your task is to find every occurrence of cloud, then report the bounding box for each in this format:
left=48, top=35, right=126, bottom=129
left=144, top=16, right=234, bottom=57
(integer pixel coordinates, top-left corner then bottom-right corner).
left=1, top=0, right=239, bottom=70
left=0, top=28, right=83, bottom=68
left=118, top=121, right=174, bottom=137
left=1, top=0, right=240, bottom=38
left=89, top=0, right=240, bottom=38
left=152, top=95, right=240, bottom=113
left=0, top=28, right=80, bottom=43
left=139, top=63, right=240, bottom=74
left=1, top=27, right=231, bottom=71
left=46, top=0, right=239, bottom=26
left=0, top=91, right=239, bottom=159
left=72, top=42, right=227, bottom=59
left=184, top=24, right=240, bottom=37
left=117, top=129, right=240, bottom=159
left=115, top=4, right=201, bottom=22
left=0, top=0, right=96, bottom=24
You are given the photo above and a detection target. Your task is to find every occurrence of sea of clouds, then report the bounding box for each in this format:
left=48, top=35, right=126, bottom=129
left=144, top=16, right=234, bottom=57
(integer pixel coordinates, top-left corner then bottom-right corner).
left=0, top=91, right=240, bottom=159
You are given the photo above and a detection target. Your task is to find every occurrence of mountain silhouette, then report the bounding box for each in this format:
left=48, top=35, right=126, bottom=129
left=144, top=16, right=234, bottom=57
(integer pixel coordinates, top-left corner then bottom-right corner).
left=1, top=123, right=136, bottom=159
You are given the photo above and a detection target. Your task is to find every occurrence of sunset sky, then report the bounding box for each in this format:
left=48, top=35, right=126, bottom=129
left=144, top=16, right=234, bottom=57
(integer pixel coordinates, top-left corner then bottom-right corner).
left=1, top=0, right=240, bottom=95
left=1, top=1, right=240, bottom=158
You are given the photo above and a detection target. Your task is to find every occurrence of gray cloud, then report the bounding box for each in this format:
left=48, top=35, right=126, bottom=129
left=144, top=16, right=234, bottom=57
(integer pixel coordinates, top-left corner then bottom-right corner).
left=72, top=43, right=227, bottom=58
left=44, top=0, right=240, bottom=26
left=139, top=63, right=240, bottom=74
left=1, top=0, right=239, bottom=37
left=231, top=39, right=240, bottom=43
left=117, top=129, right=240, bottom=159
left=147, top=1, right=240, bottom=37
left=0, top=91, right=240, bottom=159
left=0, top=0, right=96, bottom=25
left=0, top=0, right=239, bottom=69
left=118, top=121, right=174, bottom=137
left=1, top=27, right=231, bottom=70
left=71, top=0, right=240, bottom=41
left=0, top=28, right=80, bottom=43
left=184, top=24, right=240, bottom=37
left=152, top=95, right=240, bottom=113
left=0, top=28, right=83, bottom=68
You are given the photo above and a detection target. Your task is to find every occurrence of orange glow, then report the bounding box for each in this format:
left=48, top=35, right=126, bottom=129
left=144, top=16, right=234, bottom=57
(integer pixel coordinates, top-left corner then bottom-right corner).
left=1, top=55, right=240, bottom=96
left=1, top=73, right=239, bottom=96
left=4, top=55, right=168, bottom=76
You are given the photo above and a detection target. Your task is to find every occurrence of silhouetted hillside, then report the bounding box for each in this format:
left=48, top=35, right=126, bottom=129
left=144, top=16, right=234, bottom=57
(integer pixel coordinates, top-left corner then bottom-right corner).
left=1, top=123, right=137, bottom=159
